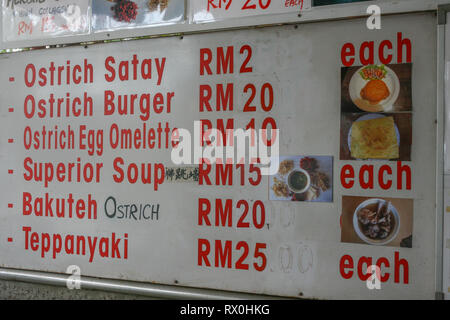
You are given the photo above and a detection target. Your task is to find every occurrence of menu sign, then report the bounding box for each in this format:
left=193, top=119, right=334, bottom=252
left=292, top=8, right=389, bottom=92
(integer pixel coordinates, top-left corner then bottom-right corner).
left=0, top=12, right=438, bottom=299
left=2, top=0, right=90, bottom=42
left=192, top=0, right=312, bottom=23
left=314, top=0, right=371, bottom=6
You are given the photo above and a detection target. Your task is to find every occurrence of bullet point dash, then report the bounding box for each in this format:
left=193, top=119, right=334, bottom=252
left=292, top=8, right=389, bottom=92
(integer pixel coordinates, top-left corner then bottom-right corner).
left=8, top=139, right=13, bottom=143
left=7, top=203, right=13, bottom=208
left=9, top=77, right=14, bottom=82
left=8, top=169, right=13, bottom=174
left=7, top=238, right=13, bottom=242
left=8, top=108, right=14, bottom=113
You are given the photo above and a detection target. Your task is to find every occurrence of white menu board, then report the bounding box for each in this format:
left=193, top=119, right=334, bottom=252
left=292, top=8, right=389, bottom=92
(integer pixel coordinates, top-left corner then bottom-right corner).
left=0, top=12, right=439, bottom=299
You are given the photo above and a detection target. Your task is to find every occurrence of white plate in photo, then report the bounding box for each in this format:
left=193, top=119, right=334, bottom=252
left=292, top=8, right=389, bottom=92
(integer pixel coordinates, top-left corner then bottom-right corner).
left=348, top=65, right=400, bottom=112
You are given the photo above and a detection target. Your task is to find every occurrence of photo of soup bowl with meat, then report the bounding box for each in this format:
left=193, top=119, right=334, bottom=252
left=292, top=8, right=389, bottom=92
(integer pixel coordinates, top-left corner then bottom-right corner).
left=352, top=198, right=400, bottom=245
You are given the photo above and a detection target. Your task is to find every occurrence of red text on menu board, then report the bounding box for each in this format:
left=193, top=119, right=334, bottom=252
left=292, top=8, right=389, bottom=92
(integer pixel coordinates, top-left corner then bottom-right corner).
left=10, top=53, right=178, bottom=263
left=196, top=44, right=270, bottom=272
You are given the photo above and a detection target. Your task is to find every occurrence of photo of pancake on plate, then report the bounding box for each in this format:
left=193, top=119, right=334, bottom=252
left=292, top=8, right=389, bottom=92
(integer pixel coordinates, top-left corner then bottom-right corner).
left=341, top=63, right=412, bottom=113
left=350, top=115, right=399, bottom=159
left=340, top=113, right=411, bottom=161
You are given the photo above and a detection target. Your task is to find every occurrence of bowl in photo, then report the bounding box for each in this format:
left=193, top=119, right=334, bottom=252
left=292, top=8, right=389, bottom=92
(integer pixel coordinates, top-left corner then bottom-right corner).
left=352, top=198, right=400, bottom=246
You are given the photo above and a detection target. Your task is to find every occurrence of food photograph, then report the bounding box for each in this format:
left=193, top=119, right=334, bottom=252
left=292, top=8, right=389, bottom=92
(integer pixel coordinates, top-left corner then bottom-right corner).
left=269, top=156, right=333, bottom=202
left=341, top=196, right=413, bottom=248
left=92, top=0, right=185, bottom=31
left=341, top=63, right=412, bottom=113
left=340, top=112, right=412, bottom=160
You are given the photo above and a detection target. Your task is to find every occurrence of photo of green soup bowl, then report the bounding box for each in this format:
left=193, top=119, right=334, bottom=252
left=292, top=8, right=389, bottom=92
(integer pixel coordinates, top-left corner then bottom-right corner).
left=286, top=169, right=311, bottom=194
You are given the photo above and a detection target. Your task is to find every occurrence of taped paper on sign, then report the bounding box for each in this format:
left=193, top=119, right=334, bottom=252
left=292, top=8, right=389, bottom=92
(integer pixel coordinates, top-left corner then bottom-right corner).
left=92, top=0, right=185, bottom=32
left=2, top=0, right=90, bottom=42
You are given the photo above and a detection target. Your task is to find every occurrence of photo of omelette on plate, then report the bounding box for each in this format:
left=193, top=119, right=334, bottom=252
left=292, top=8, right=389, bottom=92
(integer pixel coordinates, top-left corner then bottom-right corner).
left=350, top=115, right=399, bottom=159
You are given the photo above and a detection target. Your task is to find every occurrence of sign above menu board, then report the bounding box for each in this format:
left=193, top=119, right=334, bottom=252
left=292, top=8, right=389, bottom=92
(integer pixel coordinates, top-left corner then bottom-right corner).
left=1, top=0, right=186, bottom=42
left=313, top=0, right=372, bottom=6
left=0, top=0, right=445, bottom=49
left=2, top=0, right=90, bottom=42
left=92, top=0, right=185, bottom=32
left=191, top=0, right=312, bottom=23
